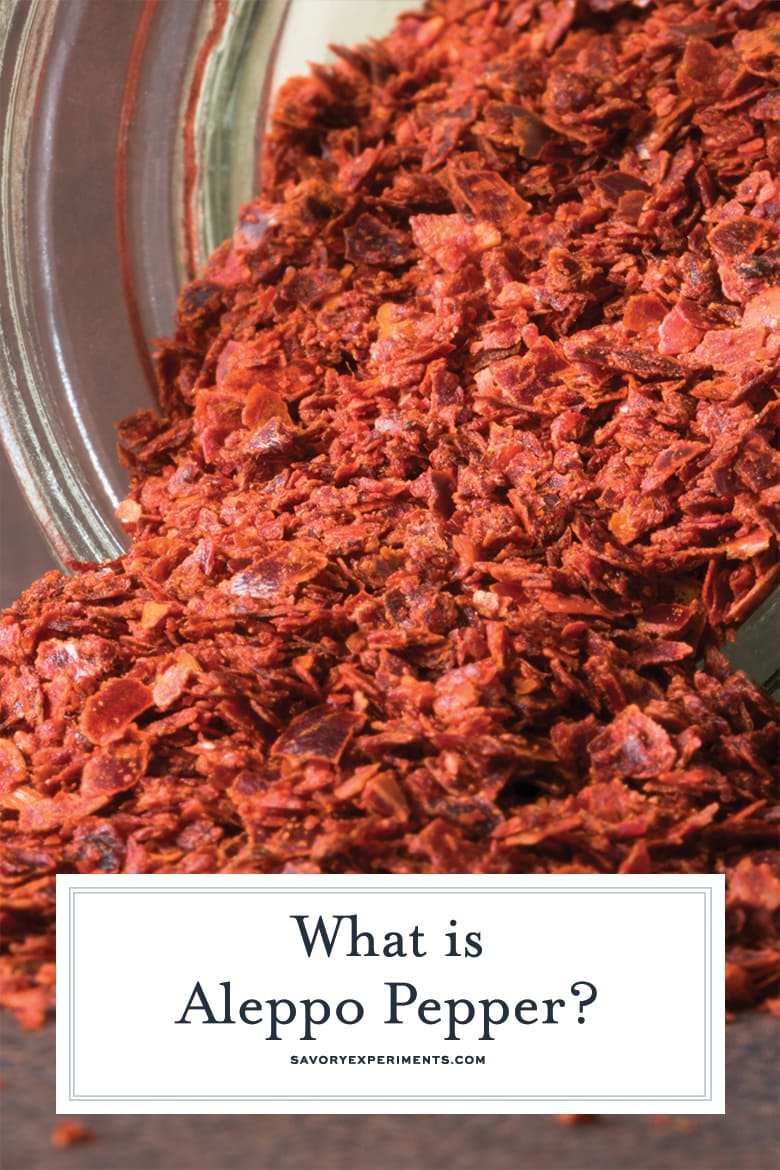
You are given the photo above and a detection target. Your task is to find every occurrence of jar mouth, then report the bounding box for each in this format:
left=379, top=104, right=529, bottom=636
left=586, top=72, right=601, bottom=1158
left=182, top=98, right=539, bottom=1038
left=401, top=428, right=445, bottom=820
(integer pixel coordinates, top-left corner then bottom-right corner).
left=0, top=0, right=409, bottom=570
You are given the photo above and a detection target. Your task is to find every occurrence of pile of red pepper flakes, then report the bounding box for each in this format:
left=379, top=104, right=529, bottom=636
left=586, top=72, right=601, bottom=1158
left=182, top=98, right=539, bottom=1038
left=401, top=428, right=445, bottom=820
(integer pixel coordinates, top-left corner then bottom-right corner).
left=1, top=0, right=779, bottom=1030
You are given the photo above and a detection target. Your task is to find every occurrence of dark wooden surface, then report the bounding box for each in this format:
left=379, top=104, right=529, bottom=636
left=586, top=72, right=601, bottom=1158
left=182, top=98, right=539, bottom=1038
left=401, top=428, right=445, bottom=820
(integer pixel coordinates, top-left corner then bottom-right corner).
left=1, top=1014, right=779, bottom=1170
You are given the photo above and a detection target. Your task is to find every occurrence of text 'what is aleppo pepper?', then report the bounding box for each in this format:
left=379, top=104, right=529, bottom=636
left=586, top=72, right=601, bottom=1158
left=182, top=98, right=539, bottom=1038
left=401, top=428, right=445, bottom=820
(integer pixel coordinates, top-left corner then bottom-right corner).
left=1, top=0, right=779, bottom=1029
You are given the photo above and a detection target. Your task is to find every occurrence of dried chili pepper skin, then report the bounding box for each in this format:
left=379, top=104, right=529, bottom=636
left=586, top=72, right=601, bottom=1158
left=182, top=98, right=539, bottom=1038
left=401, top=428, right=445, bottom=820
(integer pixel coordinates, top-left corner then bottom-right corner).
left=50, top=1121, right=96, bottom=1149
left=1, top=0, right=779, bottom=1027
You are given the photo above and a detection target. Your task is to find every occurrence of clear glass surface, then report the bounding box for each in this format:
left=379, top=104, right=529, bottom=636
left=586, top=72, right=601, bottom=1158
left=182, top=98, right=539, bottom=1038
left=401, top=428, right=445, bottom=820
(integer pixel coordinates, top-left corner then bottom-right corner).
left=0, top=0, right=407, bottom=564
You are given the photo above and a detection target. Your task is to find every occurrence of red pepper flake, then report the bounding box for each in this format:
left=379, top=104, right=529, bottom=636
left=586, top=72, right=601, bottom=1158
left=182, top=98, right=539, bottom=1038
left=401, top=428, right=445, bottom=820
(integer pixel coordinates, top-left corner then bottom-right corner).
left=80, top=678, right=154, bottom=745
left=271, top=706, right=360, bottom=765
left=0, top=738, right=26, bottom=793
left=50, top=1122, right=96, bottom=1149
left=80, top=739, right=149, bottom=800
left=588, top=707, right=677, bottom=782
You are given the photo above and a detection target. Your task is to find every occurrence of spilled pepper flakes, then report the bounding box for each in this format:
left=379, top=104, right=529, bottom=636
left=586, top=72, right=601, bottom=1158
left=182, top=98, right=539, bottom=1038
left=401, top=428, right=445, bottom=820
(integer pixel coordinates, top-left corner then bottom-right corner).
left=50, top=1122, right=96, bottom=1149
left=1, top=0, right=779, bottom=1030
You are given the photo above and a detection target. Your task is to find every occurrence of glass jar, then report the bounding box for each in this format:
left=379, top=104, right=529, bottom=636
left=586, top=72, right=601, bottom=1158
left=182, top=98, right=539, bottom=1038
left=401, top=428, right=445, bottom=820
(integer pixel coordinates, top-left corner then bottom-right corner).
left=0, top=0, right=408, bottom=566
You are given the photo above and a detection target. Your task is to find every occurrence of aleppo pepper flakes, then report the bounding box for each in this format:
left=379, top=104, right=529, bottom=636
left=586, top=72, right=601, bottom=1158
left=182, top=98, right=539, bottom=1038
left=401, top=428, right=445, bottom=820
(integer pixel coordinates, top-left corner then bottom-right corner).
left=50, top=1121, right=96, bottom=1149
left=1, top=0, right=779, bottom=1030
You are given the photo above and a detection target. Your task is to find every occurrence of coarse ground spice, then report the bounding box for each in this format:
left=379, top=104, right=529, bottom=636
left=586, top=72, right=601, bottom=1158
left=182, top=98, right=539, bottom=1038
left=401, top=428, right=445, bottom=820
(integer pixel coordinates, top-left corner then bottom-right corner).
left=49, top=1121, right=96, bottom=1150
left=1, top=0, right=779, bottom=1030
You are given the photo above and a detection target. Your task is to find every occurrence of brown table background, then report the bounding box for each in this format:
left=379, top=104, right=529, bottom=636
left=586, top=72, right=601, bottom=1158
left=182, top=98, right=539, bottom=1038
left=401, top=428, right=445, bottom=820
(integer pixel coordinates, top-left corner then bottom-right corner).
left=2, top=450, right=779, bottom=1170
